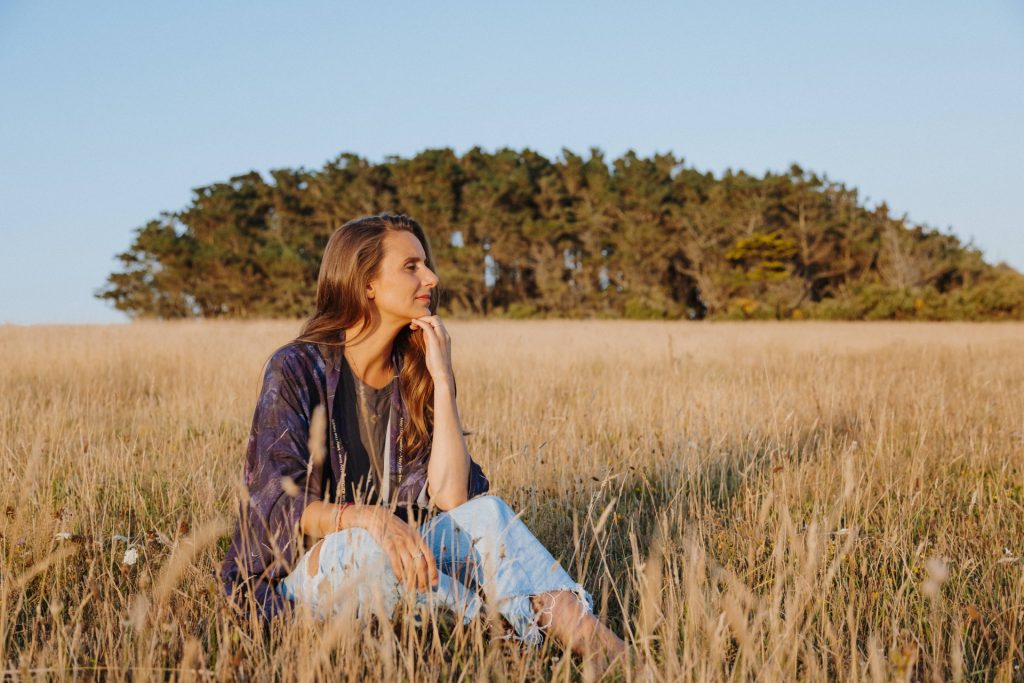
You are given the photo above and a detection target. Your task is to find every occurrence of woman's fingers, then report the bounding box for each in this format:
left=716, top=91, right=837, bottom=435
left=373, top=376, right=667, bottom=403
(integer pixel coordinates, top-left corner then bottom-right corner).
left=430, top=317, right=450, bottom=342
left=385, top=535, right=424, bottom=592
left=383, top=541, right=408, bottom=586
left=418, top=317, right=450, bottom=351
left=413, top=316, right=447, bottom=335
left=407, top=536, right=435, bottom=592
left=366, top=512, right=439, bottom=593
left=405, top=535, right=433, bottom=592
left=412, top=551, right=429, bottom=592
left=378, top=517, right=412, bottom=586
left=418, top=537, right=439, bottom=587
left=412, top=319, right=442, bottom=357
left=395, top=541, right=418, bottom=590
left=411, top=317, right=453, bottom=379
left=414, top=317, right=440, bottom=340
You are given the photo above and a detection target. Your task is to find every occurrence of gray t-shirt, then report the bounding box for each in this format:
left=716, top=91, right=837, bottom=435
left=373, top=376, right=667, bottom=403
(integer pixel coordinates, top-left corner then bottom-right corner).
left=339, top=352, right=395, bottom=501
left=349, top=366, right=394, bottom=494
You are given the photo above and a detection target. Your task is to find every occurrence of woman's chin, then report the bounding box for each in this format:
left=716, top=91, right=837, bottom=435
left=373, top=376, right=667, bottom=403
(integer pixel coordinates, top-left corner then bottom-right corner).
left=400, top=304, right=429, bottom=320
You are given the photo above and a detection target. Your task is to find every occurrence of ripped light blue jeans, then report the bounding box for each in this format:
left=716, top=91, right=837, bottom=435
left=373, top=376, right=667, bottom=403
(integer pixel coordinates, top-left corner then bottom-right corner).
left=276, top=495, right=593, bottom=644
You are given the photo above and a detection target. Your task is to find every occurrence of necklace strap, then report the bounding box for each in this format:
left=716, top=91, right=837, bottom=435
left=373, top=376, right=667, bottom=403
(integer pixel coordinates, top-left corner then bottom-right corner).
left=330, top=416, right=347, bottom=505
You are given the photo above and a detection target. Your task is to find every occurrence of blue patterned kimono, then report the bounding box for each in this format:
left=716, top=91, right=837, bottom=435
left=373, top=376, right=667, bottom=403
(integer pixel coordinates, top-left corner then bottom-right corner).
left=219, top=340, right=490, bottom=623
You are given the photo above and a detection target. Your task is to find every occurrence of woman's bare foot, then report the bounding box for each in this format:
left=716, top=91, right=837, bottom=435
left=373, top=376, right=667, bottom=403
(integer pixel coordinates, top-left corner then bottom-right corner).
left=531, top=590, right=627, bottom=678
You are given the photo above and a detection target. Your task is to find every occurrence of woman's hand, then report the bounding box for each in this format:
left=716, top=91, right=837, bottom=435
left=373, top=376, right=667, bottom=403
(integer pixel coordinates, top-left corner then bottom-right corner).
left=351, top=505, right=438, bottom=592
left=410, top=315, right=453, bottom=383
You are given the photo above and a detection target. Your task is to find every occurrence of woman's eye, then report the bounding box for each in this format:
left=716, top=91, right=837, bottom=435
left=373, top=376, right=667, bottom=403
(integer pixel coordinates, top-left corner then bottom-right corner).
left=406, top=264, right=417, bottom=271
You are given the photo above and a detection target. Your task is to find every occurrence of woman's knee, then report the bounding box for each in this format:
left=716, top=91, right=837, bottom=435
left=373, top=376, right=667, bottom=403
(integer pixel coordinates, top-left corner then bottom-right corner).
left=329, top=527, right=378, bottom=551
left=311, top=528, right=386, bottom=577
left=449, top=495, right=519, bottom=536
left=454, top=495, right=514, bottom=521
left=302, top=528, right=404, bottom=619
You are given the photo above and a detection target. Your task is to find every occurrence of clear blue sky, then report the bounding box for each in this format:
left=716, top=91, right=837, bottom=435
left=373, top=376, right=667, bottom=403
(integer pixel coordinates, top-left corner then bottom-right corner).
left=1, top=1, right=1021, bottom=324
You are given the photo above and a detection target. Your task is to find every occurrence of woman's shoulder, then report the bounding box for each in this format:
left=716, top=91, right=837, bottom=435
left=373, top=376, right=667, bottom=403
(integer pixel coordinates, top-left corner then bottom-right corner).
left=267, top=340, right=320, bottom=363
left=263, top=340, right=330, bottom=380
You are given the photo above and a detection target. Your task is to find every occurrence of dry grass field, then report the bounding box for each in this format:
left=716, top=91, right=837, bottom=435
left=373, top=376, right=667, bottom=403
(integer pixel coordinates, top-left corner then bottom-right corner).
left=2, top=320, right=1023, bottom=681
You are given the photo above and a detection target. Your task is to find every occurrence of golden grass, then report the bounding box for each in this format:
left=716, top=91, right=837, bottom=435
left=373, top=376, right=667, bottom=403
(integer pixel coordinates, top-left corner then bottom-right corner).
left=1, top=320, right=1023, bottom=681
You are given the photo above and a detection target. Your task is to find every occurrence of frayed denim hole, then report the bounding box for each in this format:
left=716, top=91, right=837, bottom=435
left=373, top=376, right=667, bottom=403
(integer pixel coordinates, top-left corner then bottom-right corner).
left=496, top=594, right=545, bottom=647
left=498, top=585, right=595, bottom=647
left=305, top=538, right=326, bottom=578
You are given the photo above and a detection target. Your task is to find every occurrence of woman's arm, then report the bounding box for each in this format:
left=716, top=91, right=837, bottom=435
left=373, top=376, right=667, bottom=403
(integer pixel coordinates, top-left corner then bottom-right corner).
left=425, top=374, right=472, bottom=509
left=299, top=500, right=438, bottom=591
left=299, top=500, right=340, bottom=538
left=242, top=346, right=326, bottom=568
left=298, top=500, right=422, bottom=539
left=410, top=315, right=473, bottom=510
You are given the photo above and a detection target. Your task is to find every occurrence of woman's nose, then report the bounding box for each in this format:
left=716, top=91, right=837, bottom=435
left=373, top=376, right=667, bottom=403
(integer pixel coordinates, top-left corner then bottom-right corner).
left=423, top=268, right=439, bottom=288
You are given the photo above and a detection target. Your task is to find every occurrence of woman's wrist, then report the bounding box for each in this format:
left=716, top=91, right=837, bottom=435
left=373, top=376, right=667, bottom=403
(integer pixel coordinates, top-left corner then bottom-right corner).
left=333, top=504, right=372, bottom=532
left=432, top=370, right=454, bottom=392
left=320, top=502, right=395, bottom=539
left=332, top=502, right=353, bottom=532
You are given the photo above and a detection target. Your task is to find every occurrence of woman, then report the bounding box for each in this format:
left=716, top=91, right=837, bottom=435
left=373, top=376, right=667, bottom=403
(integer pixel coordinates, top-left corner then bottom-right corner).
left=220, top=213, right=625, bottom=664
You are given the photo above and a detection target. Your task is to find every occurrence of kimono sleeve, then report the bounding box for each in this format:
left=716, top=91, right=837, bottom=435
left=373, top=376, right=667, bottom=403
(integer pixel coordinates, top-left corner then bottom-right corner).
left=244, top=346, right=325, bottom=572
left=467, top=457, right=490, bottom=499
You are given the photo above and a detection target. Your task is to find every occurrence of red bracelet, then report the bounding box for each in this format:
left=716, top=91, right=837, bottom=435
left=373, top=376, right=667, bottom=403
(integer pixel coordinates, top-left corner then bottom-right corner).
left=334, top=502, right=353, bottom=532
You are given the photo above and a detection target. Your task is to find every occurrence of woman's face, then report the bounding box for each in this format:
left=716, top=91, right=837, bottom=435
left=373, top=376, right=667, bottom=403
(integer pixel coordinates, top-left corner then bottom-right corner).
left=368, top=230, right=439, bottom=322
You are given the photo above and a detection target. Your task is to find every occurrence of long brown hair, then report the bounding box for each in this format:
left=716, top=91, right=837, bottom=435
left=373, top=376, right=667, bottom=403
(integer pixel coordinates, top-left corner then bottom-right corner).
left=296, top=213, right=439, bottom=458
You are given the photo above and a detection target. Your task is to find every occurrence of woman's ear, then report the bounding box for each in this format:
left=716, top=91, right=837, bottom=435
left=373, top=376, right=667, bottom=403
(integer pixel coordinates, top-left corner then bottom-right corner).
left=366, top=283, right=375, bottom=299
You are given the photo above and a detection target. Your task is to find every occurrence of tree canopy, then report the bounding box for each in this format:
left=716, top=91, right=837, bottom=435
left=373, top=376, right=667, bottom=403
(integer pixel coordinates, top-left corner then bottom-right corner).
left=98, top=148, right=1024, bottom=321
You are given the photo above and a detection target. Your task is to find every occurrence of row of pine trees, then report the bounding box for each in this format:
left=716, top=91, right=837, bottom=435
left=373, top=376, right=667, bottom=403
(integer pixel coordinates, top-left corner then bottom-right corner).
left=98, top=148, right=1024, bottom=320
